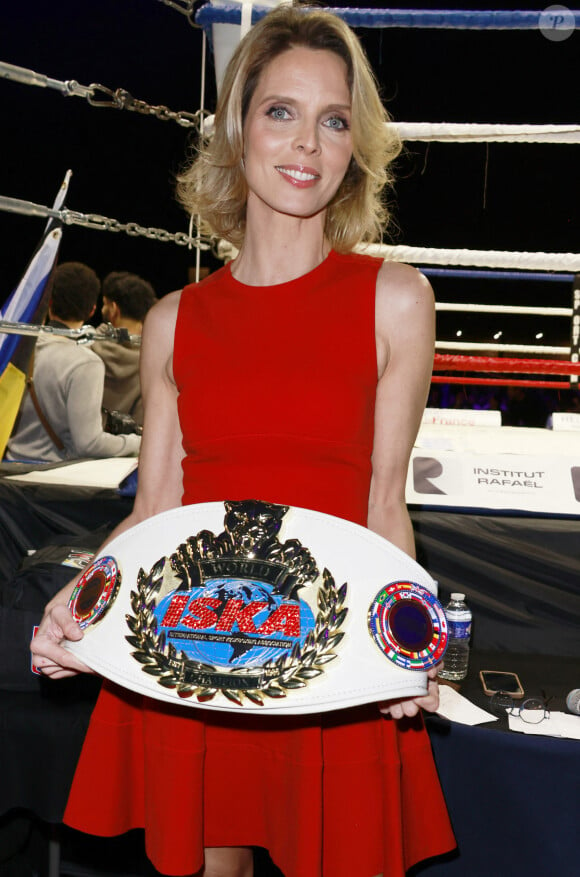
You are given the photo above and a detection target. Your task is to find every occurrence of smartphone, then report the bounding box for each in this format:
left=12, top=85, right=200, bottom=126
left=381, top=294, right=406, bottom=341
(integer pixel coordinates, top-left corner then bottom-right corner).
left=479, top=670, right=524, bottom=699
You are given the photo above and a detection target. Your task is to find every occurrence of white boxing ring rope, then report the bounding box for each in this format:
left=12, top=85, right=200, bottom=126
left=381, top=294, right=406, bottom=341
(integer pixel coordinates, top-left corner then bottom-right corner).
left=436, top=304, right=572, bottom=317
left=434, top=304, right=573, bottom=356
left=4, top=59, right=579, bottom=143
left=436, top=342, right=571, bottom=356
left=393, top=123, right=580, bottom=144
left=360, top=244, right=580, bottom=273
left=195, top=114, right=580, bottom=143
left=2, top=196, right=579, bottom=274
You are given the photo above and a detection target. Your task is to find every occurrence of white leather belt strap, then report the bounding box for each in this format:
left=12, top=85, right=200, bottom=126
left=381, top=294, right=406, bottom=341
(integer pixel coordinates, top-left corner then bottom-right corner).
left=66, top=500, right=448, bottom=715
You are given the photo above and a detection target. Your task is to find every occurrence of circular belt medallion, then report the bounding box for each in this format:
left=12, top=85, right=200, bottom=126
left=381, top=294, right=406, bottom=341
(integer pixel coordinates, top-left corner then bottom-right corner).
left=69, top=556, right=121, bottom=629
left=368, top=581, right=448, bottom=670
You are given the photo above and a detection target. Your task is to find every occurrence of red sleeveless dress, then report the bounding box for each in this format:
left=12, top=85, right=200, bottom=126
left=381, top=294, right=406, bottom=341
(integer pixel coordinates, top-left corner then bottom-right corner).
left=65, top=251, right=455, bottom=876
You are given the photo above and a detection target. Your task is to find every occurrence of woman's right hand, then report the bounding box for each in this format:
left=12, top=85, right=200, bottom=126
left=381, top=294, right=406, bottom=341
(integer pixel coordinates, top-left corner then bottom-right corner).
left=30, top=587, right=93, bottom=678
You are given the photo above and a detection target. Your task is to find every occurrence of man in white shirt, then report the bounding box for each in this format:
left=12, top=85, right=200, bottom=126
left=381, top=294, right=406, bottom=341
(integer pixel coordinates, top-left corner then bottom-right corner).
left=6, top=262, right=141, bottom=463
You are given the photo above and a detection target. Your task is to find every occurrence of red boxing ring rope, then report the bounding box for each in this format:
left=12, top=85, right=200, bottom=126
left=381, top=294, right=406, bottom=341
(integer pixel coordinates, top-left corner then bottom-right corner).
left=434, top=354, right=580, bottom=376
left=431, top=376, right=571, bottom=389
left=433, top=354, right=580, bottom=390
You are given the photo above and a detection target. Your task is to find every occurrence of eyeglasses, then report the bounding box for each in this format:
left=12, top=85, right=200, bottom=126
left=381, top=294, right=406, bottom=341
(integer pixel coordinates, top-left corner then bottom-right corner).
left=489, top=692, right=551, bottom=724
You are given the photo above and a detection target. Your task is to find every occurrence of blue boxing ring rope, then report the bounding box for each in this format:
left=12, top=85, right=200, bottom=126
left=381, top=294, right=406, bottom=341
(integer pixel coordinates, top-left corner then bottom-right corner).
left=421, top=269, right=575, bottom=284
left=195, top=5, right=580, bottom=32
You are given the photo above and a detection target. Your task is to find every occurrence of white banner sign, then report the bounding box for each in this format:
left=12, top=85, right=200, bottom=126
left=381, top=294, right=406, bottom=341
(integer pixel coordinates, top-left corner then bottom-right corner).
left=407, top=424, right=580, bottom=514
left=407, top=449, right=580, bottom=514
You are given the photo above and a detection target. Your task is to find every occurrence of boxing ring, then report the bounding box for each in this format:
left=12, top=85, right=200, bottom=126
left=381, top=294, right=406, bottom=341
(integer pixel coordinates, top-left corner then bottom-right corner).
left=3, top=2, right=578, bottom=396
left=0, top=3, right=579, bottom=876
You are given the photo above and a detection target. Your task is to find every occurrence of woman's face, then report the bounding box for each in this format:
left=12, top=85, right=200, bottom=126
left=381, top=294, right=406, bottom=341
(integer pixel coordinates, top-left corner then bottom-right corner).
left=242, top=46, right=353, bottom=225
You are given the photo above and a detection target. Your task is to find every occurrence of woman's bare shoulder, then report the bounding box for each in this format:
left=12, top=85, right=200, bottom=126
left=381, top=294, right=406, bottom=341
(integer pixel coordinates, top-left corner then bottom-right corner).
left=148, top=289, right=182, bottom=321
left=376, top=260, right=434, bottom=316
left=142, top=290, right=182, bottom=342
left=374, top=261, right=435, bottom=374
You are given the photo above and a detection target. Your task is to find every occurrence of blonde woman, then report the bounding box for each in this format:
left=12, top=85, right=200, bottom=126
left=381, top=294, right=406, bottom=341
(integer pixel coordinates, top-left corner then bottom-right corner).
left=33, top=6, right=455, bottom=876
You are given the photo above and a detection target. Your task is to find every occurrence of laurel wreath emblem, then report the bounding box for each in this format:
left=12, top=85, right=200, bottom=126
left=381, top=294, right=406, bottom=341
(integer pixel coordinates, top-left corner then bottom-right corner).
left=125, top=557, right=348, bottom=707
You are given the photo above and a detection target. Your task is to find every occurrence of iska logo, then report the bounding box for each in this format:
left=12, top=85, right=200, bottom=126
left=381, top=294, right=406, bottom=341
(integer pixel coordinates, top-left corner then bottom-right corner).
left=154, top=573, right=315, bottom=668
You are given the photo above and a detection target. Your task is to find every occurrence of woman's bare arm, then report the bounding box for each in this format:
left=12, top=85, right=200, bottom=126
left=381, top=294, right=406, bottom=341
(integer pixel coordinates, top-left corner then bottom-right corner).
left=368, top=260, right=435, bottom=554
left=368, top=261, right=440, bottom=718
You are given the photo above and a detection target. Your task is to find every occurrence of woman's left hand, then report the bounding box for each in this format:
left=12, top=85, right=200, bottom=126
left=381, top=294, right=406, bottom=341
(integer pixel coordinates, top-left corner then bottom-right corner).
left=378, top=665, right=440, bottom=719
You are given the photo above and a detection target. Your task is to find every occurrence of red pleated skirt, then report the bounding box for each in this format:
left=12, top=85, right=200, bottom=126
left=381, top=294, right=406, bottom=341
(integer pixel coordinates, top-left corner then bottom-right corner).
left=65, top=681, right=455, bottom=876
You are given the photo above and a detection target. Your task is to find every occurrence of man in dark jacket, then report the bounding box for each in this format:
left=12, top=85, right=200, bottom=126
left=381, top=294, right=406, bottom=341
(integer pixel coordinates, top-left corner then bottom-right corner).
left=91, top=271, right=157, bottom=426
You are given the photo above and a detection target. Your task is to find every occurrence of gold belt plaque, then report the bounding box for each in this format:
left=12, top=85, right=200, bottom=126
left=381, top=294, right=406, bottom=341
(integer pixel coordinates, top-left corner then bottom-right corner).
left=123, top=500, right=346, bottom=706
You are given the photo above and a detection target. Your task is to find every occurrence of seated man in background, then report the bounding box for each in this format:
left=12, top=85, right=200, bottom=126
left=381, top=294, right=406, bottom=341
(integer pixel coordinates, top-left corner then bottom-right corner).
left=91, top=271, right=157, bottom=426
left=6, top=262, right=141, bottom=463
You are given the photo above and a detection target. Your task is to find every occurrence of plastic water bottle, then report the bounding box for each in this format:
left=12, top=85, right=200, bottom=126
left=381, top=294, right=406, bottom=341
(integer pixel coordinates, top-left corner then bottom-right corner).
left=439, top=593, right=472, bottom=681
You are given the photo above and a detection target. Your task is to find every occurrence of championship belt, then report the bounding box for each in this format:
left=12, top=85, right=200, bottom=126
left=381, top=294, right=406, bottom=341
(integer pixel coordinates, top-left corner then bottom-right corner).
left=66, top=500, right=448, bottom=714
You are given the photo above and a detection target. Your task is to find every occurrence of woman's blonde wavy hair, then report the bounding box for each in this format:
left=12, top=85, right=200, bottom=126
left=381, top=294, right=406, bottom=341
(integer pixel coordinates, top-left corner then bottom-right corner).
left=176, top=4, right=401, bottom=253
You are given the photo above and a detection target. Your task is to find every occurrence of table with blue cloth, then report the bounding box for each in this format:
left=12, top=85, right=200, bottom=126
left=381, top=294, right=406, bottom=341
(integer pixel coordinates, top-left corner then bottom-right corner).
left=412, top=651, right=580, bottom=877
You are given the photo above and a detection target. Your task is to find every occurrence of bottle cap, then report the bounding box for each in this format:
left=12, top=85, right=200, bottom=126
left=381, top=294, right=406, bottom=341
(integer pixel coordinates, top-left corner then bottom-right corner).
left=450, top=592, right=465, bottom=601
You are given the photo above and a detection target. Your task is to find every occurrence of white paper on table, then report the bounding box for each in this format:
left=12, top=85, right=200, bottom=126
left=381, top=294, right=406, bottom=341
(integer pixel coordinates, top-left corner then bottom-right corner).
left=508, top=712, right=580, bottom=739
left=5, top=458, right=137, bottom=489
left=436, top=684, right=498, bottom=725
